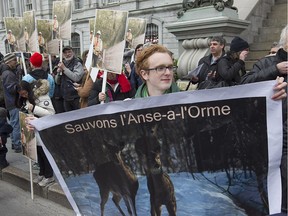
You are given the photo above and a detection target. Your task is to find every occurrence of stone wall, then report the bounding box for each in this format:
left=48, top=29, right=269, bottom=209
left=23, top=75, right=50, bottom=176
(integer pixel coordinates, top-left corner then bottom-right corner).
left=239, top=0, right=275, bottom=43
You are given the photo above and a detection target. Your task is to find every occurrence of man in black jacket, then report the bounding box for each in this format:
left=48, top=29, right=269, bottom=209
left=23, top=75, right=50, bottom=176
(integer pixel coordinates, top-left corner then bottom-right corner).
left=191, top=36, right=226, bottom=89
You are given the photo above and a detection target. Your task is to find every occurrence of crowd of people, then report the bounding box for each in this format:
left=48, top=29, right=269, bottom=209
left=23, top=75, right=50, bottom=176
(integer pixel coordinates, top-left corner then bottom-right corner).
left=0, top=24, right=287, bottom=214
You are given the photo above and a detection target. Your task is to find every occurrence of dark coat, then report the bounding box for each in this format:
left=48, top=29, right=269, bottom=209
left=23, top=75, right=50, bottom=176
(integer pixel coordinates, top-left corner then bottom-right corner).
left=129, top=61, right=142, bottom=90
left=241, top=48, right=287, bottom=84
left=240, top=48, right=287, bottom=122
left=216, top=52, right=246, bottom=85
left=196, top=53, right=225, bottom=86
left=2, top=65, right=20, bottom=110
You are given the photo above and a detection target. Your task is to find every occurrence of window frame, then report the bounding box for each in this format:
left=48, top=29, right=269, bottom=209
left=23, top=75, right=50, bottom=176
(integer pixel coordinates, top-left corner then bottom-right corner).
left=26, top=0, right=33, bottom=11
left=145, top=23, right=159, bottom=44
left=74, top=0, right=83, bottom=10
left=71, top=32, right=81, bottom=58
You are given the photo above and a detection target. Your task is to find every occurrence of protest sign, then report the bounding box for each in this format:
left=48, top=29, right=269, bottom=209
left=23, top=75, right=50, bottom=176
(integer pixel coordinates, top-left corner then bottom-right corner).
left=23, top=11, right=38, bottom=53
left=19, top=112, right=37, bottom=161
left=92, top=9, right=128, bottom=73
left=36, top=19, right=59, bottom=55
left=4, top=17, right=25, bottom=52
left=126, top=18, right=147, bottom=49
left=32, top=81, right=283, bottom=216
left=52, top=0, right=72, bottom=40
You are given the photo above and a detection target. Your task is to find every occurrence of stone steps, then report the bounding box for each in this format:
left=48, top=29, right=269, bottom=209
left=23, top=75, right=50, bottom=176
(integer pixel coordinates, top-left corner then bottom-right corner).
left=255, top=32, right=284, bottom=43
left=247, top=50, right=269, bottom=60
left=249, top=41, right=278, bottom=51
left=245, top=0, right=287, bottom=71
left=275, top=0, right=287, bottom=4
left=0, top=166, right=72, bottom=211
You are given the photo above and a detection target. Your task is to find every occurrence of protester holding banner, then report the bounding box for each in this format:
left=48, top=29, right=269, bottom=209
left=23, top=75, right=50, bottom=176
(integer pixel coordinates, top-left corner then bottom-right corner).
left=135, top=43, right=286, bottom=100
left=134, top=44, right=180, bottom=97
left=241, top=24, right=288, bottom=214
left=1, top=53, right=22, bottom=153
left=135, top=43, right=287, bottom=215
left=87, top=71, right=135, bottom=105
left=22, top=52, right=55, bottom=98
left=17, top=79, right=55, bottom=186
left=55, top=46, right=84, bottom=111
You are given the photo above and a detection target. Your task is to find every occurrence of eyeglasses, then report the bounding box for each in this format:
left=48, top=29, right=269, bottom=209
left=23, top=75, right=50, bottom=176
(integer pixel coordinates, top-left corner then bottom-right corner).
left=146, top=66, right=178, bottom=74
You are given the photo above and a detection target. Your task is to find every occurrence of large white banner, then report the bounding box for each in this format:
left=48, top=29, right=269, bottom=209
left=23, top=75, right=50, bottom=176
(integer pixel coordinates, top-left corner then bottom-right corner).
left=32, top=81, right=283, bottom=216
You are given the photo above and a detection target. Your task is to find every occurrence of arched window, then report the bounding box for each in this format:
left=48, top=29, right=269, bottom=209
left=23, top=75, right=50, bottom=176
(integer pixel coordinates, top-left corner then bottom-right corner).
left=145, top=23, right=159, bottom=44
left=71, top=33, right=81, bottom=57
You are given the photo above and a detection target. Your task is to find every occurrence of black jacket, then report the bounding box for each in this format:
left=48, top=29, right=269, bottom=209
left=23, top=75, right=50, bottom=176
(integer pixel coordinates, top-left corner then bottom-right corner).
left=240, top=48, right=287, bottom=122
left=2, top=66, right=20, bottom=110
left=196, top=53, right=225, bottom=85
left=216, top=52, right=246, bottom=85
left=241, top=48, right=287, bottom=84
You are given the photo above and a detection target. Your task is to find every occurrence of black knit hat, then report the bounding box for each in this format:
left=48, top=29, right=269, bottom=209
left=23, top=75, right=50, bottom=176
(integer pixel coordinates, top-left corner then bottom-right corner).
left=230, top=36, right=249, bottom=52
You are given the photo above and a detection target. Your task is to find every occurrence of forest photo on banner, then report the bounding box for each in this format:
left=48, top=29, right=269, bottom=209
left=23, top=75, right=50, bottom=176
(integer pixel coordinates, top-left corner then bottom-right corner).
left=32, top=80, right=283, bottom=216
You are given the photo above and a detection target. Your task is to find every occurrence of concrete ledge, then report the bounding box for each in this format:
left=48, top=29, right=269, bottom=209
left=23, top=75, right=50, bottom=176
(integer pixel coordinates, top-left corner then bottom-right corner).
left=1, top=166, right=31, bottom=192
left=48, top=183, right=72, bottom=210
left=1, top=166, right=72, bottom=210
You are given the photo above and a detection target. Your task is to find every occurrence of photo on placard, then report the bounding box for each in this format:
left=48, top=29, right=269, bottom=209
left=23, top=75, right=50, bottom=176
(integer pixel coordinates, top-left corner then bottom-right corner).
left=92, top=9, right=128, bottom=73
left=19, top=112, right=37, bottom=161
left=52, top=0, right=72, bottom=40
left=36, top=19, right=59, bottom=55
left=4, top=17, right=25, bottom=52
left=23, top=10, right=38, bottom=53
left=126, top=18, right=147, bottom=50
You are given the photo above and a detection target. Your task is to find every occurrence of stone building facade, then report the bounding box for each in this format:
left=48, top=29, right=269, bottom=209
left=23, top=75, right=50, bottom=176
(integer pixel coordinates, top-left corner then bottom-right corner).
left=0, top=0, right=279, bottom=59
left=0, top=0, right=184, bottom=57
